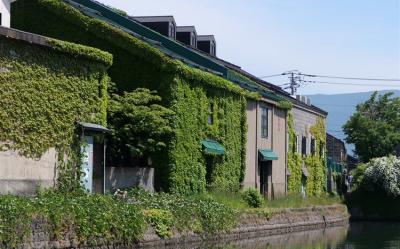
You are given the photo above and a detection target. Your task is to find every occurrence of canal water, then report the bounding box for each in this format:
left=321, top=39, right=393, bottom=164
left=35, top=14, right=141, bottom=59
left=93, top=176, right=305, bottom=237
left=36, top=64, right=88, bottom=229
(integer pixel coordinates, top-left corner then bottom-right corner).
left=176, top=222, right=400, bottom=249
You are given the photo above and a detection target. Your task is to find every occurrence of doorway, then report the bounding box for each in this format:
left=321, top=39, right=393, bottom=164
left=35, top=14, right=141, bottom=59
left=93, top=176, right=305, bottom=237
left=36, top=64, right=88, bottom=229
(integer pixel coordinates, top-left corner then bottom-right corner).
left=259, top=161, right=272, bottom=198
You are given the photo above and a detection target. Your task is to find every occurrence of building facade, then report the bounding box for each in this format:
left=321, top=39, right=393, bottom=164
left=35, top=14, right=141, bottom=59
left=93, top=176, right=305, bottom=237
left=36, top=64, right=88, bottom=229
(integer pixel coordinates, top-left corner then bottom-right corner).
left=6, top=0, right=329, bottom=198
left=244, top=98, right=287, bottom=199
left=326, top=133, right=347, bottom=164
left=0, top=26, right=111, bottom=195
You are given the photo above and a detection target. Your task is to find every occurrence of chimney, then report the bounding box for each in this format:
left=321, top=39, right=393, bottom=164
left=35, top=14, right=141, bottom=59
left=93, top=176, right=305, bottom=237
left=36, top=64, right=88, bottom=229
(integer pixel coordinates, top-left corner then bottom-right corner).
left=176, top=26, right=197, bottom=48
left=296, top=95, right=312, bottom=106
left=197, top=35, right=216, bottom=56
left=130, top=16, right=176, bottom=39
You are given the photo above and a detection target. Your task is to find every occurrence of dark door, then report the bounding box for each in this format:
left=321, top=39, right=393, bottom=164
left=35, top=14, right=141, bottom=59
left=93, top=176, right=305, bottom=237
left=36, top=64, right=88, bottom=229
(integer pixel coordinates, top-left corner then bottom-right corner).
left=260, top=161, right=269, bottom=197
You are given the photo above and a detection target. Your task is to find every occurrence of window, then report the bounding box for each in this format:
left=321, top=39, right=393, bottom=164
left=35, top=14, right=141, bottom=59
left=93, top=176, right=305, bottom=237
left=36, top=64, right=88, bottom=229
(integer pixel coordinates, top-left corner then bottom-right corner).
left=287, top=133, right=290, bottom=153
left=0, top=13, right=2, bottom=26
left=208, top=103, right=214, bottom=125
left=320, top=141, right=325, bottom=158
left=302, top=136, right=307, bottom=156
left=311, top=138, right=316, bottom=155
left=261, top=107, right=268, bottom=138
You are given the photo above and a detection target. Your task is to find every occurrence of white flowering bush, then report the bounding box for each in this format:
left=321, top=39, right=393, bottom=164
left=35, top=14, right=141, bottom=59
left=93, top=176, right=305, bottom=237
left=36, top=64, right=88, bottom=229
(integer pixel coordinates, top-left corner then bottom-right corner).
left=362, top=156, right=400, bottom=197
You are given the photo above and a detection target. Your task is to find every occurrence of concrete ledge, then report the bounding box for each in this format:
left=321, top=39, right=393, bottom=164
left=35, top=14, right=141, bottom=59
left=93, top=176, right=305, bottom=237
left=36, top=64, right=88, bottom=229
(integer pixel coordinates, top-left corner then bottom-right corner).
left=12, top=204, right=348, bottom=249
left=138, top=205, right=349, bottom=248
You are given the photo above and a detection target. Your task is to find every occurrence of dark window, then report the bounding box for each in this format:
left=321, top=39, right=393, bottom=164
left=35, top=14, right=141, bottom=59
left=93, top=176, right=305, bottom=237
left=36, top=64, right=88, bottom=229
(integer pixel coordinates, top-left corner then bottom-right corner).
left=261, top=107, right=268, bottom=138
left=302, top=136, right=307, bottom=156
left=320, top=142, right=325, bottom=158
left=208, top=103, right=214, bottom=125
left=311, top=138, right=316, bottom=155
left=0, top=13, right=2, bottom=26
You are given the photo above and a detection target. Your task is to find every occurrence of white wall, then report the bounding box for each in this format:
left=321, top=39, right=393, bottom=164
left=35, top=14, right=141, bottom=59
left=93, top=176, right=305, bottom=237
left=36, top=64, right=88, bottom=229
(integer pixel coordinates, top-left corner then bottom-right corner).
left=0, top=0, right=12, bottom=28
left=0, top=148, right=57, bottom=195
left=105, top=167, right=154, bottom=192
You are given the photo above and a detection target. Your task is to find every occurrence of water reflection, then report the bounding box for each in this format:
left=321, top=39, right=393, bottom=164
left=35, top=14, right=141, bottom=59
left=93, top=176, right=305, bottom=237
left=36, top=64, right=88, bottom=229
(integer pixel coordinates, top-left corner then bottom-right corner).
left=338, top=222, right=400, bottom=249
left=163, top=223, right=400, bottom=249
left=205, top=226, right=348, bottom=249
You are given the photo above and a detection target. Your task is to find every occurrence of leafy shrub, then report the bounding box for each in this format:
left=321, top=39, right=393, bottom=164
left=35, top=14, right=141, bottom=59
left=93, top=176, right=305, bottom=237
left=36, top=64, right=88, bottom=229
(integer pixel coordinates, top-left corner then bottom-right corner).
left=241, top=188, right=264, bottom=208
left=0, top=190, right=147, bottom=246
left=128, top=188, right=236, bottom=234
left=0, top=196, right=34, bottom=247
left=352, top=163, right=368, bottom=189
left=361, top=156, right=400, bottom=197
left=143, top=209, right=174, bottom=238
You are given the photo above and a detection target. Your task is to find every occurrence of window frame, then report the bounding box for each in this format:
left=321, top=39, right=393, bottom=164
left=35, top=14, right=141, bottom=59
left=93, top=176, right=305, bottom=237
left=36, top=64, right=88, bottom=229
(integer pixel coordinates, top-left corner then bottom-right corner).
left=311, top=138, right=316, bottom=156
left=301, top=136, right=307, bottom=156
left=208, top=102, right=214, bottom=125
left=260, top=106, right=269, bottom=138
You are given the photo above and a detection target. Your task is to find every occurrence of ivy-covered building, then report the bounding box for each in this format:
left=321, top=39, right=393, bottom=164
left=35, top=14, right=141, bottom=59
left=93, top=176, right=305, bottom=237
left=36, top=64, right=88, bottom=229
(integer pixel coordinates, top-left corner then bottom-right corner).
left=0, top=26, right=112, bottom=195
left=288, top=97, right=327, bottom=197
left=9, top=0, right=264, bottom=194
left=7, top=0, right=328, bottom=197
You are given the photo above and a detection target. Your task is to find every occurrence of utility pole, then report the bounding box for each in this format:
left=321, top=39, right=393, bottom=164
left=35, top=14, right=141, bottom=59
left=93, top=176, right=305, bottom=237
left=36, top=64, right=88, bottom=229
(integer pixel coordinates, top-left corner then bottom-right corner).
left=283, top=70, right=303, bottom=96
left=289, top=71, right=296, bottom=95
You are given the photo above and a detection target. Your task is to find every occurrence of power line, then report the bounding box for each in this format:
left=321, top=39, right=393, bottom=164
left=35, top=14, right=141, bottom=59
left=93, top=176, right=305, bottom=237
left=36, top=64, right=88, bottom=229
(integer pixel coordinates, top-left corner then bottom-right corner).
left=313, top=103, right=357, bottom=107
left=258, top=72, right=400, bottom=81
left=259, top=73, right=285, bottom=78
left=299, top=73, right=400, bottom=82
left=305, top=80, right=400, bottom=87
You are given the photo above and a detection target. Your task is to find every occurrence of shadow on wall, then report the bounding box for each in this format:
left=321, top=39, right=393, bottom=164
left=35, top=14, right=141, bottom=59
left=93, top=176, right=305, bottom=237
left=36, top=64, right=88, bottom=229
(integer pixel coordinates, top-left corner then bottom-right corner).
left=105, top=167, right=154, bottom=192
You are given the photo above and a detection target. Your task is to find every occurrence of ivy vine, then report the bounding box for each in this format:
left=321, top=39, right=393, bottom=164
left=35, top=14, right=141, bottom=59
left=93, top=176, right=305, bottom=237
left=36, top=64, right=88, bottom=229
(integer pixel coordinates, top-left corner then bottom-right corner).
left=0, top=36, right=109, bottom=188
left=12, top=0, right=253, bottom=194
left=287, top=112, right=327, bottom=196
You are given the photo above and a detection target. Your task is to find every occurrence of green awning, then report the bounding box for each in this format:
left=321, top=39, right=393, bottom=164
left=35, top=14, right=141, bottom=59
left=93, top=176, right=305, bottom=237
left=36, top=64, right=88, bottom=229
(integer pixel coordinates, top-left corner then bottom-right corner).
left=258, top=149, right=278, bottom=161
left=202, top=139, right=226, bottom=155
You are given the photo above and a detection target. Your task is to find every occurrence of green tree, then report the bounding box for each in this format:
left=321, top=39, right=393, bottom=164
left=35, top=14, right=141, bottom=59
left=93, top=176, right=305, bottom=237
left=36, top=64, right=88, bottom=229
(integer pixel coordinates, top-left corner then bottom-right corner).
left=343, top=92, right=400, bottom=162
left=107, top=87, right=174, bottom=166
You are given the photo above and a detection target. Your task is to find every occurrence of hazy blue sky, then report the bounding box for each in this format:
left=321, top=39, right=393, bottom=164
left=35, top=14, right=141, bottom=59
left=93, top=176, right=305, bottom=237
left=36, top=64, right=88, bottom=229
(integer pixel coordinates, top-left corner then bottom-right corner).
left=99, top=0, right=400, bottom=95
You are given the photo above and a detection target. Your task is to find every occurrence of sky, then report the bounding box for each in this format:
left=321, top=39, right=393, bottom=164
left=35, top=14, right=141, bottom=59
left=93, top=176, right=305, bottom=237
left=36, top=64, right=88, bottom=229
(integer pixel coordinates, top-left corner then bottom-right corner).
left=98, top=0, right=400, bottom=95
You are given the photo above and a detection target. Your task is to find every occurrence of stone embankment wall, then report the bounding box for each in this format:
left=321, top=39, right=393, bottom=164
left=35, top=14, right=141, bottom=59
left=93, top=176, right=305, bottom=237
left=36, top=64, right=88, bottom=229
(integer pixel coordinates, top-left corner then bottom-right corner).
left=15, top=205, right=349, bottom=249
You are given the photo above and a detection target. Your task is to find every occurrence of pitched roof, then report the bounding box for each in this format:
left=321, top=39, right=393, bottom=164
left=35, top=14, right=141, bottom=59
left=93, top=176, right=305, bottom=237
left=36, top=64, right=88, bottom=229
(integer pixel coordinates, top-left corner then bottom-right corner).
left=66, top=0, right=228, bottom=76
left=0, top=26, right=112, bottom=66
left=57, top=0, right=327, bottom=112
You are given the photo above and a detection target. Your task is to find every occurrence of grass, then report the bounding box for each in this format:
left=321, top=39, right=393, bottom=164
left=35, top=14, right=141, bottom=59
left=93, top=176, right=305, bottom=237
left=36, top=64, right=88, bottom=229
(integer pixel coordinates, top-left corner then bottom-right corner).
left=202, top=191, right=342, bottom=211
left=266, top=193, right=343, bottom=209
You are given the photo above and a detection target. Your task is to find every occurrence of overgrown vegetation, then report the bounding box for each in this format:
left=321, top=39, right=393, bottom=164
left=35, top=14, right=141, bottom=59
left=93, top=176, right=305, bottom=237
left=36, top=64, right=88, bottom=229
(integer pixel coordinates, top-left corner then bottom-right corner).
left=287, top=112, right=303, bottom=193
left=107, top=86, right=174, bottom=166
left=0, top=190, right=146, bottom=247
left=12, top=0, right=253, bottom=194
left=0, top=187, right=344, bottom=246
left=0, top=35, right=110, bottom=192
left=129, top=189, right=236, bottom=236
left=305, top=118, right=327, bottom=196
left=169, top=77, right=248, bottom=193
left=354, top=156, right=400, bottom=198
left=346, top=156, right=400, bottom=219
left=287, top=113, right=327, bottom=196
left=241, top=188, right=264, bottom=208
left=0, top=37, right=110, bottom=158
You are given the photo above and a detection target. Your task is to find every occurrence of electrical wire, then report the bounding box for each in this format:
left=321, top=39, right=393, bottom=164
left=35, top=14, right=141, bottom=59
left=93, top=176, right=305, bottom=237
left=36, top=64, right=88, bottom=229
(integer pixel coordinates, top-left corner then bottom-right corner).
left=305, top=80, right=400, bottom=87
left=258, top=73, right=285, bottom=78
left=299, top=73, right=400, bottom=82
